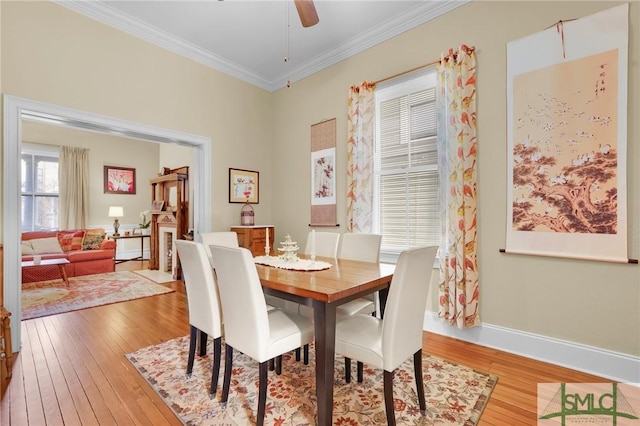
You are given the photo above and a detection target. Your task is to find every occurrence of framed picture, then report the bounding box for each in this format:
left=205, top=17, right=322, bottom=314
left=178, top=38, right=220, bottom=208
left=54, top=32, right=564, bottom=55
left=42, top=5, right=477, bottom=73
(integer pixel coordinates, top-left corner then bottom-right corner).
left=104, top=166, right=136, bottom=194
left=152, top=200, right=165, bottom=211
left=229, top=168, right=259, bottom=203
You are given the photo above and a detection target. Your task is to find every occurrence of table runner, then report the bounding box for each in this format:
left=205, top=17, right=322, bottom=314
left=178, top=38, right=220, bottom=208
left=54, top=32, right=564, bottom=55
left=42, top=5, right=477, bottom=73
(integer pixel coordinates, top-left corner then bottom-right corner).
left=254, top=255, right=332, bottom=271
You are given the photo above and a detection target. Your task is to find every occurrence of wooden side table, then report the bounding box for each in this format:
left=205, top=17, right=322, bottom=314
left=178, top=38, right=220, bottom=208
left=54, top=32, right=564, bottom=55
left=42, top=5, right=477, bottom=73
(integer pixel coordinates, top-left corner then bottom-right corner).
left=109, top=234, right=151, bottom=264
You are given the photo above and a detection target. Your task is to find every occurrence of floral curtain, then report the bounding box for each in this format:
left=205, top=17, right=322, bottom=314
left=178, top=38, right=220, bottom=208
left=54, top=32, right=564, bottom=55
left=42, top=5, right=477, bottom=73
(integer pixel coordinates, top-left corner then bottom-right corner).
left=59, top=146, right=89, bottom=230
left=346, top=81, right=376, bottom=232
left=436, top=45, right=480, bottom=328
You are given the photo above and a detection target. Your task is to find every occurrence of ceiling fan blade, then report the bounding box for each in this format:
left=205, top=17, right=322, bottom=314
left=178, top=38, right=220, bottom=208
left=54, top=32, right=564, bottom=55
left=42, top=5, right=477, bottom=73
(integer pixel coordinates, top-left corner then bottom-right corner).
left=294, top=0, right=319, bottom=28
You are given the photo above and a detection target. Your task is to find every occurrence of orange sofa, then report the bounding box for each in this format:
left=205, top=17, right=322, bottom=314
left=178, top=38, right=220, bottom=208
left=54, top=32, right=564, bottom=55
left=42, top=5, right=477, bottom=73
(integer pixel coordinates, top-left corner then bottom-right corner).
left=21, top=229, right=116, bottom=283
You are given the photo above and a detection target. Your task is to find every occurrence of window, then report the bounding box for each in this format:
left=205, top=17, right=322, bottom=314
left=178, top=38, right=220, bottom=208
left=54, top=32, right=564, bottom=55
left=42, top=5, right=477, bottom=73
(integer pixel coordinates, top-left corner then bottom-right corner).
left=373, top=70, right=439, bottom=262
left=21, top=144, right=59, bottom=231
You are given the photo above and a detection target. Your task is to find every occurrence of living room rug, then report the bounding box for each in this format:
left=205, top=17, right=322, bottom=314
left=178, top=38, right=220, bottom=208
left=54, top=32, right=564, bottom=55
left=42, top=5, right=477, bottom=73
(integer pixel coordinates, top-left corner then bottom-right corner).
left=22, top=270, right=175, bottom=320
left=132, top=269, right=175, bottom=284
left=126, top=336, right=497, bottom=425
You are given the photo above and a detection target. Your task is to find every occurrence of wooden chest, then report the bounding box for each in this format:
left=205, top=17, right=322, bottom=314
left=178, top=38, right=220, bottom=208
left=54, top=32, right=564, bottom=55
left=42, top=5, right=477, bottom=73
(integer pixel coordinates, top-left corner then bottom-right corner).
left=230, top=226, right=275, bottom=257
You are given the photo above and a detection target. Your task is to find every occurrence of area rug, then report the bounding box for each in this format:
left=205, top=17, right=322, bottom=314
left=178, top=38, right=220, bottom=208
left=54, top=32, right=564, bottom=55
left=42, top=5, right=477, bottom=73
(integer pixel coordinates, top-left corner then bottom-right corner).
left=126, top=336, right=497, bottom=425
left=22, top=270, right=175, bottom=320
left=132, top=269, right=176, bottom=284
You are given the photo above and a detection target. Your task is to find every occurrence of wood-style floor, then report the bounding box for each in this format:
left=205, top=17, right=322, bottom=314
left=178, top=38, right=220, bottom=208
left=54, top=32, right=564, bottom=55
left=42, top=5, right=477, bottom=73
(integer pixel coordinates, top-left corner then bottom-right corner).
left=1, top=261, right=608, bottom=425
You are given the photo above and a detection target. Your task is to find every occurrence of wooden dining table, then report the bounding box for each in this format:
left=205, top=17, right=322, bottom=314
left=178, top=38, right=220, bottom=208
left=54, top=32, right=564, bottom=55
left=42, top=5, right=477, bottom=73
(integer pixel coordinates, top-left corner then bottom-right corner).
left=256, top=256, right=395, bottom=426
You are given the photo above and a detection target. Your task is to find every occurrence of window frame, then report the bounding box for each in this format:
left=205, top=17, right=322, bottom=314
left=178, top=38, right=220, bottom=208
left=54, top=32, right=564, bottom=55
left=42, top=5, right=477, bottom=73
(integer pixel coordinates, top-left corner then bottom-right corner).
left=21, top=143, right=60, bottom=231
left=373, top=68, right=440, bottom=264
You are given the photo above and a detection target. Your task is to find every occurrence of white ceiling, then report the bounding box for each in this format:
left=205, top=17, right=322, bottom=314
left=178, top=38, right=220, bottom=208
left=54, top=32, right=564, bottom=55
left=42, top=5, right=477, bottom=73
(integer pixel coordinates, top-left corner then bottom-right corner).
left=57, top=0, right=468, bottom=92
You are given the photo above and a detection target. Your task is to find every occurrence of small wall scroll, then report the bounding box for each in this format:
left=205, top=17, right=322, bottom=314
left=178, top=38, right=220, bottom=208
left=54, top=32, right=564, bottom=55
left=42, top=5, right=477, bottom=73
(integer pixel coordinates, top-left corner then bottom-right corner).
left=310, top=118, right=337, bottom=226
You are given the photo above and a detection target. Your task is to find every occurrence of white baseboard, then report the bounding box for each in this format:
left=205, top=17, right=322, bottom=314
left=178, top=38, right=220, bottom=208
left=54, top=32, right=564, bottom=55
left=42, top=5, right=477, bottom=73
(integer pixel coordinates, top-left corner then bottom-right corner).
left=423, top=311, right=640, bottom=383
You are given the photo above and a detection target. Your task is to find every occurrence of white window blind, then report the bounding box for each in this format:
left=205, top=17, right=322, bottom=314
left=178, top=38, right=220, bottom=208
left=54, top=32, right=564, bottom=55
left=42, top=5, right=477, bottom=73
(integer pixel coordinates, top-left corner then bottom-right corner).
left=374, top=70, right=440, bottom=261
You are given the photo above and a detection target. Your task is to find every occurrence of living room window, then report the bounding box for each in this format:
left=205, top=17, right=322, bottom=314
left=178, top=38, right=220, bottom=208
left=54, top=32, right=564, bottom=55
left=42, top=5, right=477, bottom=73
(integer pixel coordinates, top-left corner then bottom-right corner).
left=21, top=144, right=59, bottom=231
left=373, top=69, right=440, bottom=262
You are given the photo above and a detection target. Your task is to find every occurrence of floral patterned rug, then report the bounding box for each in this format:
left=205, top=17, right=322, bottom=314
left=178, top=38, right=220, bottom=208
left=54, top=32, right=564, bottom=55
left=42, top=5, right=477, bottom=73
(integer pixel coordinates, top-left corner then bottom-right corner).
left=22, top=270, right=174, bottom=320
left=126, top=336, right=497, bottom=425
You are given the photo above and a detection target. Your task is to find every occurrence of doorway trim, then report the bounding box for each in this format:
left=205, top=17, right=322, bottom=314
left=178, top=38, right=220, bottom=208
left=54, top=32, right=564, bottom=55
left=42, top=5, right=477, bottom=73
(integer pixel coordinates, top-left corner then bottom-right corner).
left=3, top=95, right=212, bottom=347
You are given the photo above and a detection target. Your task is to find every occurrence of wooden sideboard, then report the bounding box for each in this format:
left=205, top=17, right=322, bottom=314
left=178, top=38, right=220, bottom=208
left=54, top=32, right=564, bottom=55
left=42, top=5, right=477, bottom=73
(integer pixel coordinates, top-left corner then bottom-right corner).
left=1, top=243, right=13, bottom=399
left=230, top=226, right=274, bottom=257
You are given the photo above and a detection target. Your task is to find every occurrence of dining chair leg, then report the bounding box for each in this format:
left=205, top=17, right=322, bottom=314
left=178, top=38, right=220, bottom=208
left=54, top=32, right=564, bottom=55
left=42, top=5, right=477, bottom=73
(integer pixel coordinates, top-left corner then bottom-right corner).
left=357, top=361, right=364, bottom=383
left=198, top=329, right=208, bottom=356
left=210, top=336, right=222, bottom=398
left=186, top=325, right=197, bottom=378
left=383, top=369, right=396, bottom=426
left=295, top=347, right=301, bottom=361
left=413, top=349, right=426, bottom=414
left=303, top=344, right=309, bottom=365
left=344, top=357, right=351, bottom=383
left=221, top=344, right=234, bottom=408
left=268, top=359, right=274, bottom=370
left=257, top=361, right=268, bottom=426
left=275, top=355, right=282, bottom=375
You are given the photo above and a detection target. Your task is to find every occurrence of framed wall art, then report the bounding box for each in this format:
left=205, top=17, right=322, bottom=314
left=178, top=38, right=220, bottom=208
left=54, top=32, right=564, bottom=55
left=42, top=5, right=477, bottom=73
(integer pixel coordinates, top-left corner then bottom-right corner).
left=104, top=165, right=136, bottom=194
left=229, top=168, right=259, bottom=203
left=151, top=200, right=165, bottom=211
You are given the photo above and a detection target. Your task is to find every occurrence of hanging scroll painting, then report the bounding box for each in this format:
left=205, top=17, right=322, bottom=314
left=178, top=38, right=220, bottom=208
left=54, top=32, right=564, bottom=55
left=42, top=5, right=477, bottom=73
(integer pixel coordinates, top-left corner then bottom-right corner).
left=505, top=4, right=628, bottom=262
left=310, top=118, right=337, bottom=226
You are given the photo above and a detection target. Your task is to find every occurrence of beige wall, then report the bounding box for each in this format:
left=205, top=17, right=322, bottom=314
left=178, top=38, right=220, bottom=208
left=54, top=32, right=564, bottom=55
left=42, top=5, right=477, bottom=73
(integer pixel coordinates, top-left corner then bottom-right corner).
left=1, top=1, right=638, bottom=359
left=271, top=1, right=640, bottom=356
left=1, top=0, right=274, bottom=233
left=22, top=121, right=168, bottom=229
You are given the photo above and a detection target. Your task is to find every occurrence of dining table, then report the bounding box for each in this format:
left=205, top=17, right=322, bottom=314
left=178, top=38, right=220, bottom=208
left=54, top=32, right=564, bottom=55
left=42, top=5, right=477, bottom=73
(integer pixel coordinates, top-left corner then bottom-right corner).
left=256, top=255, right=396, bottom=426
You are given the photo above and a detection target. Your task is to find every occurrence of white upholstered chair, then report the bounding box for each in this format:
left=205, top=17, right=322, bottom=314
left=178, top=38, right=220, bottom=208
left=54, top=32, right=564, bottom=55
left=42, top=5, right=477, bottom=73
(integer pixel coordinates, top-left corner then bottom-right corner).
left=303, top=231, right=340, bottom=258
left=174, top=240, right=223, bottom=398
left=201, top=232, right=306, bottom=367
left=335, top=246, right=438, bottom=425
left=200, top=231, right=239, bottom=261
left=334, top=233, right=383, bottom=380
left=209, top=245, right=315, bottom=426
left=297, top=231, right=342, bottom=332
left=336, top=233, right=382, bottom=317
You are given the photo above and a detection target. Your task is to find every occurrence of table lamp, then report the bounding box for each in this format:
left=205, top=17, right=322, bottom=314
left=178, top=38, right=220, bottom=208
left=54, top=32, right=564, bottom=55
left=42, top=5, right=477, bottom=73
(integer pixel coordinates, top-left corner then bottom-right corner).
left=109, top=206, right=124, bottom=236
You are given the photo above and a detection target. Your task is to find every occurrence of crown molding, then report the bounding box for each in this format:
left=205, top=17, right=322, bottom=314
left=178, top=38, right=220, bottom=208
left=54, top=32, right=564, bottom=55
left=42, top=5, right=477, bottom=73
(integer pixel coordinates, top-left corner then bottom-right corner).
left=55, top=0, right=274, bottom=90
left=55, top=0, right=469, bottom=92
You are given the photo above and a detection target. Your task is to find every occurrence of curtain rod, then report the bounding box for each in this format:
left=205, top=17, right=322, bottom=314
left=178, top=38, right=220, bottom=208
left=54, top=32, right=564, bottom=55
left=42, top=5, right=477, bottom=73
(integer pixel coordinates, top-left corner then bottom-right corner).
left=374, top=60, right=438, bottom=85
left=374, top=46, right=476, bottom=85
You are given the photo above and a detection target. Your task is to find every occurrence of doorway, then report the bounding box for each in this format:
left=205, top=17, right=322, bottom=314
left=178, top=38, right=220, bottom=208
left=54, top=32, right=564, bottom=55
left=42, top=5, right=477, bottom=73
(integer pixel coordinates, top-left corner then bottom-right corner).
left=3, top=95, right=212, bottom=348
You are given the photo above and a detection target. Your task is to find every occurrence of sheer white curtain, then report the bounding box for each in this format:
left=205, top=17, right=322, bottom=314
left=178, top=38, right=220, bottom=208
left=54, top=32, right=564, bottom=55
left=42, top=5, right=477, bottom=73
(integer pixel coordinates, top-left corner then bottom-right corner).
left=59, top=146, right=89, bottom=229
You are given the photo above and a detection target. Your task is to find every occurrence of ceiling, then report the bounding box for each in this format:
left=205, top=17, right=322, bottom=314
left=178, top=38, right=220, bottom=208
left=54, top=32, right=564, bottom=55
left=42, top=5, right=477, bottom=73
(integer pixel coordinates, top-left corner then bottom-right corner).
left=57, top=0, right=468, bottom=92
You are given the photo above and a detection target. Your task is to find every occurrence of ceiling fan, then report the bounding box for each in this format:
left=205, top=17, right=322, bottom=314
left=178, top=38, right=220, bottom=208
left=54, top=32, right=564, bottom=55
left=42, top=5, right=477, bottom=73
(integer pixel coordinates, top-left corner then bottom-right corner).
left=293, top=0, right=319, bottom=27
left=219, top=0, right=318, bottom=27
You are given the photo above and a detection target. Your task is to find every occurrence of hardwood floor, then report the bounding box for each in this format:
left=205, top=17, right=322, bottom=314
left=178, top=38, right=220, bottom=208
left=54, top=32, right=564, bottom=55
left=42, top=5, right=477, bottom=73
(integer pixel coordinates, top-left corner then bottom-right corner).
left=1, top=262, right=608, bottom=425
